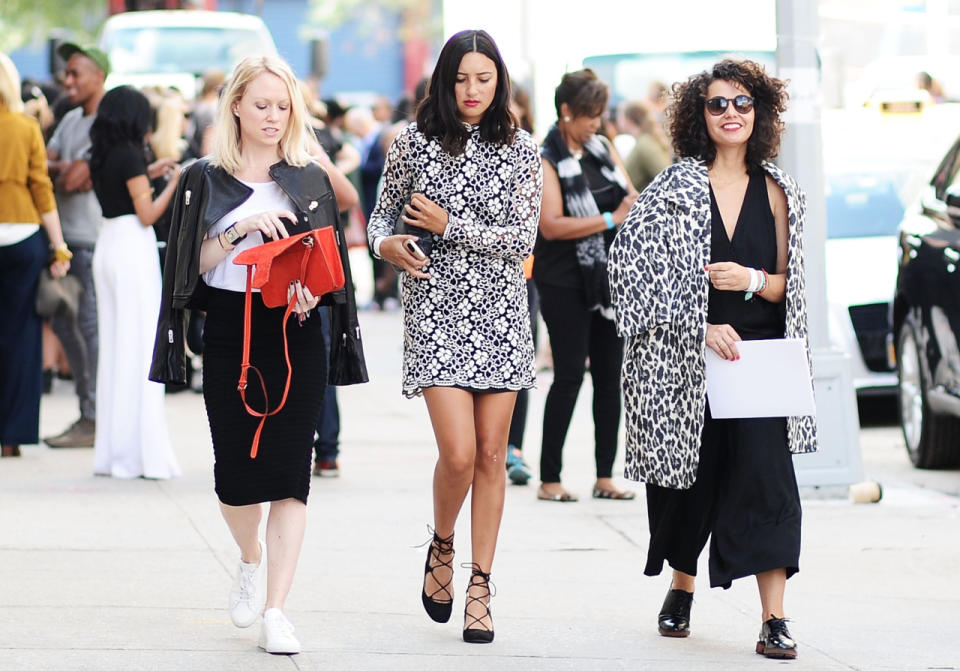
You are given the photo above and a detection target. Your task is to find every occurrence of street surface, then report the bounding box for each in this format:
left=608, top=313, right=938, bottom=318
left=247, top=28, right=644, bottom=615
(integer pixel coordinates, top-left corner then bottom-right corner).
left=1, top=305, right=958, bottom=670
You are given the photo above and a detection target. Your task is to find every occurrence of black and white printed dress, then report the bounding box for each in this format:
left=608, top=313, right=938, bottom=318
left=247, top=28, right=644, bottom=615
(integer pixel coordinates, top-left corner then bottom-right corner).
left=367, top=123, right=543, bottom=398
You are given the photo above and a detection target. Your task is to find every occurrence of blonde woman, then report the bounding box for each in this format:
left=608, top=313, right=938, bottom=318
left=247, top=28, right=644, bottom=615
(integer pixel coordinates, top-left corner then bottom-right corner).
left=0, top=52, right=70, bottom=458
left=150, top=92, right=189, bottom=161
left=150, top=55, right=364, bottom=655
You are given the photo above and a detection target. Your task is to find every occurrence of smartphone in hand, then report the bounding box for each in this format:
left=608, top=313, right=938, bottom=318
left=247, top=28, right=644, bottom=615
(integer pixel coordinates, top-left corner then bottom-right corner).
left=404, top=238, right=428, bottom=261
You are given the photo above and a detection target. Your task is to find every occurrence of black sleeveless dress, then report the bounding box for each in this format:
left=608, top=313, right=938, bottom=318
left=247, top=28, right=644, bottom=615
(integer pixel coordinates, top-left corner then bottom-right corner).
left=643, top=170, right=802, bottom=589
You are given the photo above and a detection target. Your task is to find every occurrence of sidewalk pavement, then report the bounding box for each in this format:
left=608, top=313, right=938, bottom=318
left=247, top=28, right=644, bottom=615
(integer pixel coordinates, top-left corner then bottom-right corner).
left=1, top=308, right=958, bottom=671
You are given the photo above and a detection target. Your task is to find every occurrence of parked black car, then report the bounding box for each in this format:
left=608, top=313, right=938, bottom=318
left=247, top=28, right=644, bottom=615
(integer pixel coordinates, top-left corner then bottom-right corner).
left=892, top=138, right=960, bottom=468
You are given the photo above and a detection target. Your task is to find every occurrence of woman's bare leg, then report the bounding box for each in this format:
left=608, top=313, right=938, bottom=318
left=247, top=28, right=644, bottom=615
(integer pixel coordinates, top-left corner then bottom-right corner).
left=264, top=498, right=307, bottom=611
left=672, top=569, right=695, bottom=592
left=422, top=387, right=478, bottom=598
left=465, top=391, right=517, bottom=631
left=757, top=568, right=786, bottom=620
left=219, top=502, right=263, bottom=564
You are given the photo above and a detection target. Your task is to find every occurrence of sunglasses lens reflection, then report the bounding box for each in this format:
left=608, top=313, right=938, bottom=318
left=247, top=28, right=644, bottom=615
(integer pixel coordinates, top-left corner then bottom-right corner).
left=705, top=97, right=727, bottom=115
left=705, top=96, right=754, bottom=116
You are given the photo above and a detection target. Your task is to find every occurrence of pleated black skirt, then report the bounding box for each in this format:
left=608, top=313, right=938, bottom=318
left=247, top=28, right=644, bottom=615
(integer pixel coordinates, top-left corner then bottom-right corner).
left=202, top=286, right=326, bottom=506
left=644, top=405, right=801, bottom=589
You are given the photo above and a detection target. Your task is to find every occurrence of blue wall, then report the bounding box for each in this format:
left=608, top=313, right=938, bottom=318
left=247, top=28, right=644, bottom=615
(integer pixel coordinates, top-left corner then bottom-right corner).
left=220, top=0, right=405, bottom=100
left=10, top=0, right=406, bottom=100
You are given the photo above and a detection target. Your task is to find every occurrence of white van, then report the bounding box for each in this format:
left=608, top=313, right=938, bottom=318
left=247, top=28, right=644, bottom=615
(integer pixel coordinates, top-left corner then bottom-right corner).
left=99, top=10, right=279, bottom=99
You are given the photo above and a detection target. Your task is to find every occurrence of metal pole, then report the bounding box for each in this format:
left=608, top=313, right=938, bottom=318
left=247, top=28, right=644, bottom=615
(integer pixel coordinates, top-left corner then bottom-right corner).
left=776, top=0, right=863, bottom=487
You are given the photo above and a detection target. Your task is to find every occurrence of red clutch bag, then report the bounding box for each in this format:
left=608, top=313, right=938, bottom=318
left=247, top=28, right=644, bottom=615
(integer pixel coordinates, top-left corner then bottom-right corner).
left=232, top=228, right=345, bottom=458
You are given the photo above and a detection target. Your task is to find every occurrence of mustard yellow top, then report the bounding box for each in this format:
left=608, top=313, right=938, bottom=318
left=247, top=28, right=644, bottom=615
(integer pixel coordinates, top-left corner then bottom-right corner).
left=0, top=106, right=56, bottom=223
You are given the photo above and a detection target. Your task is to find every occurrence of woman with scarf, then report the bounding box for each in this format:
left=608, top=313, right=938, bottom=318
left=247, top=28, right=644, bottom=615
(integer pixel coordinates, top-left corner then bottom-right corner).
left=534, top=69, right=638, bottom=502
left=608, top=59, right=817, bottom=659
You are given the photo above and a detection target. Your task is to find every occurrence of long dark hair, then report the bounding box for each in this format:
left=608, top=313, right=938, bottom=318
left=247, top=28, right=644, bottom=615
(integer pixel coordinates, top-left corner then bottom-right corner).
left=667, top=59, right=787, bottom=168
left=89, top=85, right=152, bottom=172
left=416, top=29, right=516, bottom=154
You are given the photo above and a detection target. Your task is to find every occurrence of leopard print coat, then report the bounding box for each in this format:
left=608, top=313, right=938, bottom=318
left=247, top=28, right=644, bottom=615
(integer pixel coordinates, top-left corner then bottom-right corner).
left=608, top=157, right=818, bottom=490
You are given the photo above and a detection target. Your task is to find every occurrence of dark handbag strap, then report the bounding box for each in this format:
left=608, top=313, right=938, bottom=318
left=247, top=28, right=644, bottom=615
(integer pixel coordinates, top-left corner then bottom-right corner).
left=237, top=240, right=314, bottom=458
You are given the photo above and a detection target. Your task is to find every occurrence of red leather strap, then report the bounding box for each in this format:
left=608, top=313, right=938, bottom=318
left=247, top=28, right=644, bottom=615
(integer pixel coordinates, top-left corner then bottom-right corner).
left=237, top=265, right=297, bottom=459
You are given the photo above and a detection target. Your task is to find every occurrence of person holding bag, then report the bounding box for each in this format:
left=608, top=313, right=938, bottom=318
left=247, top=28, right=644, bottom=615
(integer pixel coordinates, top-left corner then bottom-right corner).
left=150, top=55, right=366, bottom=656
left=367, top=29, right=542, bottom=644
left=0, top=52, right=71, bottom=459
left=608, top=59, right=818, bottom=659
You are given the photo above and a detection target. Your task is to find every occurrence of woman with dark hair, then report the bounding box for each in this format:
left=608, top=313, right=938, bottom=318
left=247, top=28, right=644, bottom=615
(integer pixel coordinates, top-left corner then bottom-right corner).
left=89, top=85, right=181, bottom=479
left=609, top=59, right=817, bottom=659
left=367, top=29, right=542, bottom=643
left=533, top=69, right=638, bottom=503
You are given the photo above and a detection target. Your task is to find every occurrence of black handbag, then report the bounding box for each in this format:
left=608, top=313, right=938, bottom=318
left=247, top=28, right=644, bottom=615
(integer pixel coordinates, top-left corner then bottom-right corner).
left=327, top=205, right=369, bottom=386
left=328, top=300, right=368, bottom=386
left=394, top=202, right=433, bottom=257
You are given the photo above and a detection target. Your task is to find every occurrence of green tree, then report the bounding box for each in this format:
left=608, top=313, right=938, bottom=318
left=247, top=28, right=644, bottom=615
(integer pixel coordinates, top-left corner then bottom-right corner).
left=0, top=0, right=106, bottom=53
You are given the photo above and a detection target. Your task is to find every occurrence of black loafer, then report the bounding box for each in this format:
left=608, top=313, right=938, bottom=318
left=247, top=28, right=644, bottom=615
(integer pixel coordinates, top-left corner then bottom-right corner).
left=657, top=588, right=693, bottom=637
left=756, top=616, right=798, bottom=659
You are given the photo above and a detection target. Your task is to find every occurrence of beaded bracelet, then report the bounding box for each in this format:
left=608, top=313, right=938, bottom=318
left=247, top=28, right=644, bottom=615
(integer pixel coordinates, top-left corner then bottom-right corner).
left=51, top=245, right=73, bottom=264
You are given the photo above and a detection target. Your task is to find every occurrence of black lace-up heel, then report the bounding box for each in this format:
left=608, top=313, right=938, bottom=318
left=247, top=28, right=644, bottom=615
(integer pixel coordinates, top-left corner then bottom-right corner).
left=421, top=529, right=455, bottom=623
left=462, top=563, right=495, bottom=644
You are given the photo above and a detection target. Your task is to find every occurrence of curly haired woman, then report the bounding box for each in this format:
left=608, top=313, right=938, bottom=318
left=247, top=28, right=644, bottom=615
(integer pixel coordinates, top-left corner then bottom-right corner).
left=609, top=59, right=818, bottom=660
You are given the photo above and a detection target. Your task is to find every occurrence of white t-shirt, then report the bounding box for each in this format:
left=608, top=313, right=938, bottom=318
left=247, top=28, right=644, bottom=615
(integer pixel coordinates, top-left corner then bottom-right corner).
left=202, top=179, right=296, bottom=292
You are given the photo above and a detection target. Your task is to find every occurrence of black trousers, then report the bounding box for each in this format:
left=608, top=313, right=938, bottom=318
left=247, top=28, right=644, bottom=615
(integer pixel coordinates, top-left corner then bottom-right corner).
left=0, top=231, right=46, bottom=445
left=507, top=279, right=539, bottom=450
left=536, top=282, right=623, bottom=482
left=644, top=407, right=802, bottom=589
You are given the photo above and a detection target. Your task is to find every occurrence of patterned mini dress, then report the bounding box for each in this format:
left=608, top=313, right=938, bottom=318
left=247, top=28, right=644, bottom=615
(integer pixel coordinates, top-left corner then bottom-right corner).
left=367, top=123, right=543, bottom=397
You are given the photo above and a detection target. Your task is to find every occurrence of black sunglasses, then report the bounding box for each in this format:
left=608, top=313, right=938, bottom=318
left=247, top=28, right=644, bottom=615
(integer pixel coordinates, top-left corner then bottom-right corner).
left=704, top=95, right=754, bottom=116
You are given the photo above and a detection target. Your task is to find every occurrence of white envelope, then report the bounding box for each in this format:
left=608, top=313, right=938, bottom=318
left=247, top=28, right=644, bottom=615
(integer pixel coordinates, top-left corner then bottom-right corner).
left=704, top=338, right=816, bottom=418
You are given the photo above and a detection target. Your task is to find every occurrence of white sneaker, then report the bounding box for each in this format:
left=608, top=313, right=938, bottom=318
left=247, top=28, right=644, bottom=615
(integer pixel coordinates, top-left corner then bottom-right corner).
left=228, top=552, right=262, bottom=628
left=259, top=608, right=301, bottom=654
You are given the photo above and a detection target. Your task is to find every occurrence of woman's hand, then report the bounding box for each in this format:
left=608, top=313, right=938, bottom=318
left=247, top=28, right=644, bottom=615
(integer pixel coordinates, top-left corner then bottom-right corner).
left=147, top=157, right=179, bottom=180
left=379, top=235, right=431, bottom=279
left=706, top=262, right=751, bottom=292
left=49, top=259, right=70, bottom=278
left=706, top=322, right=742, bottom=360
left=403, top=193, right=449, bottom=235
left=612, top=192, right=639, bottom=225
left=237, top=209, right=299, bottom=241
left=287, top=280, right=320, bottom=319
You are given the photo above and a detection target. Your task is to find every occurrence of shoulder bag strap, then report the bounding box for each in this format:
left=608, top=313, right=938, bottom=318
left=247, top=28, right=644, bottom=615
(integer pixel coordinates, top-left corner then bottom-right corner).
left=237, top=265, right=297, bottom=459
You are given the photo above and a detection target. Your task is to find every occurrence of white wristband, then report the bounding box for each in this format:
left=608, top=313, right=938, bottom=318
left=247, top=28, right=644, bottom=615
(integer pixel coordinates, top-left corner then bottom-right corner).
left=372, top=236, right=385, bottom=259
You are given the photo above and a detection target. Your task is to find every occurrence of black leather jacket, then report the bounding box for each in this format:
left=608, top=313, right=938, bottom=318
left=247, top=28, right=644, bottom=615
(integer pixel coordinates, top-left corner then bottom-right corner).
left=149, top=158, right=367, bottom=386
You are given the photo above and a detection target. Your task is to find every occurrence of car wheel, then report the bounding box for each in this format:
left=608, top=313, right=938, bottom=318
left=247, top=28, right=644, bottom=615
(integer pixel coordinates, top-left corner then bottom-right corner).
left=897, top=322, right=960, bottom=468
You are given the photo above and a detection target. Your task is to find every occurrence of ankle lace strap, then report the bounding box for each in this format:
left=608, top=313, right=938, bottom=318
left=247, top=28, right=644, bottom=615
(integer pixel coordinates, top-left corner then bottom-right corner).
left=461, top=562, right=497, bottom=597
left=462, top=562, right=495, bottom=632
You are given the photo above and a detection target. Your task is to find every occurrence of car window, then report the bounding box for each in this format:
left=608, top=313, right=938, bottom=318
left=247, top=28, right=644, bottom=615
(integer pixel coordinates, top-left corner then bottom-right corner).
left=932, top=138, right=960, bottom=200
left=105, top=26, right=271, bottom=75
left=826, top=177, right=905, bottom=238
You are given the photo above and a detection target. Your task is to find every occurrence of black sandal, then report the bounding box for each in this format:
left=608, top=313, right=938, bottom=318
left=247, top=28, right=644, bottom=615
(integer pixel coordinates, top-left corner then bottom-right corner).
left=421, top=528, right=454, bottom=623
left=462, top=563, right=495, bottom=644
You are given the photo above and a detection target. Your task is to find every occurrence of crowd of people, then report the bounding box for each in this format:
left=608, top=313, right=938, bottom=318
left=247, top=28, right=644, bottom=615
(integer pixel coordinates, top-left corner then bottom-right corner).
left=0, top=28, right=815, bottom=662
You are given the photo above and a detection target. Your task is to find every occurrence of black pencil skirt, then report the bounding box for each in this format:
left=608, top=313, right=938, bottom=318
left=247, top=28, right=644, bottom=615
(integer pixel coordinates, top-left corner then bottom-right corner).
left=202, top=286, right=326, bottom=506
left=644, top=406, right=802, bottom=589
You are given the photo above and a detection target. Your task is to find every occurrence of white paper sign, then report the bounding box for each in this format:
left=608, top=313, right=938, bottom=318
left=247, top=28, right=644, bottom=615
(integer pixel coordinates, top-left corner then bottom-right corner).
left=704, top=338, right=816, bottom=419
